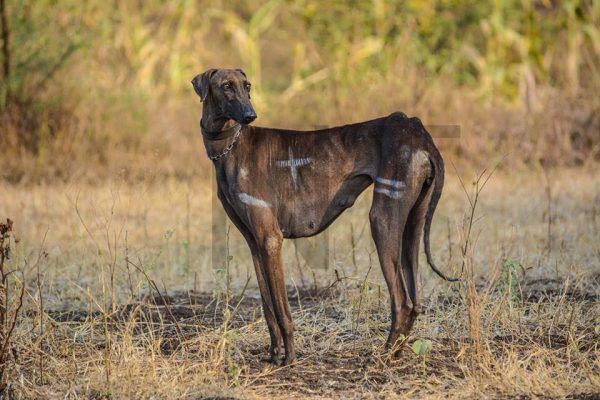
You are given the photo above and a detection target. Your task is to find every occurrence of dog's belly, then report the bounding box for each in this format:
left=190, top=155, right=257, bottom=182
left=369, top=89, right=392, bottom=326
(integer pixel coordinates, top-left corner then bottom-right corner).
left=278, top=201, right=331, bottom=239
left=278, top=174, right=372, bottom=238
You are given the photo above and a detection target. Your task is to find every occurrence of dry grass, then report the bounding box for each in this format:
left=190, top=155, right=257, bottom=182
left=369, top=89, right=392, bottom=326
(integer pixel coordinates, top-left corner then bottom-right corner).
left=0, top=165, right=598, bottom=398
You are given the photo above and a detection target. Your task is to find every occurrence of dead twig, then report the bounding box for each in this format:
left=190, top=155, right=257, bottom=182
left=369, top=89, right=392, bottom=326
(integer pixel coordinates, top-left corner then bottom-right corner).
left=126, top=258, right=186, bottom=349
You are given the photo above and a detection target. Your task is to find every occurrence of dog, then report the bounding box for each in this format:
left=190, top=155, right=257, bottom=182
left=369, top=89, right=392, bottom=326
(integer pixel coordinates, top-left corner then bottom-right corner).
left=191, top=68, right=456, bottom=365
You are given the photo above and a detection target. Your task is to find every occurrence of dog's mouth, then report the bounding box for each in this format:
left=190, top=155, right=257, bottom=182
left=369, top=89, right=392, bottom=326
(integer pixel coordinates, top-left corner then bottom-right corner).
left=242, top=113, right=257, bottom=124
left=231, top=112, right=257, bottom=125
left=223, top=102, right=257, bottom=125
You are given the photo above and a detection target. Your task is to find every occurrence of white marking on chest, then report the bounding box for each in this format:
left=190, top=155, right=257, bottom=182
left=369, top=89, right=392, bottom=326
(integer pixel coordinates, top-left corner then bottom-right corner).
left=239, top=167, right=248, bottom=180
left=276, top=147, right=312, bottom=190
left=374, top=177, right=405, bottom=200
left=238, top=193, right=271, bottom=208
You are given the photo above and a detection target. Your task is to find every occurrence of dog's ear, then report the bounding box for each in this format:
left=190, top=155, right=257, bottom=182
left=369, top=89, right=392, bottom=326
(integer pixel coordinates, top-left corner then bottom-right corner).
left=191, top=68, right=217, bottom=102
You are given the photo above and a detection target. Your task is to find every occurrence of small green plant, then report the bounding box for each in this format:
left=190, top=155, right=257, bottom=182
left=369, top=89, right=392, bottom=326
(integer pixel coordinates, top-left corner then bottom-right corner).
left=501, top=259, right=521, bottom=304
left=411, top=339, right=433, bottom=357
left=411, top=338, right=433, bottom=373
left=224, top=331, right=242, bottom=385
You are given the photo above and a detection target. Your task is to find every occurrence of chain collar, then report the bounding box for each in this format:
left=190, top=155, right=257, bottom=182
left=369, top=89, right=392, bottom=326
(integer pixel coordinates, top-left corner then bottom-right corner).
left=200, top=120, right=243, bottom=161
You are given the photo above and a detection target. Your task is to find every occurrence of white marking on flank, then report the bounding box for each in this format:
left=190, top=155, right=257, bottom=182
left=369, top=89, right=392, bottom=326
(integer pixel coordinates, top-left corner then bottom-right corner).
left=276, top=147, right=312, bottom=190
left=374, top=188, right=403, bottom=200
left=375, top=177, right=406, bottom=189
left=238, top=193, right=271, bottom=208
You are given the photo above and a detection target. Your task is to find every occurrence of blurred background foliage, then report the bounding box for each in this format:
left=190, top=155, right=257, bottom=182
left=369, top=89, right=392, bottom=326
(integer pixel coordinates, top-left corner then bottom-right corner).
left=0, top=0, right=598, bottom=182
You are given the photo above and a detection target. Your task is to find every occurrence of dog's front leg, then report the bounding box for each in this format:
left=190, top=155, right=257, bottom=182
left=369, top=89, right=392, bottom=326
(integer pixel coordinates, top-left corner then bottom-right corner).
left=255, top=232, right=296, bottom=365
left=215, top=190, right=283, bottom=363
left=249, top=250, right=284, bottom=363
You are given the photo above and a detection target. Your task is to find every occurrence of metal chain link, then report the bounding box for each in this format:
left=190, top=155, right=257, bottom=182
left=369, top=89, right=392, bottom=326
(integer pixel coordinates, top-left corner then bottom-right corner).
left=206, top=124, right=243, bottom=161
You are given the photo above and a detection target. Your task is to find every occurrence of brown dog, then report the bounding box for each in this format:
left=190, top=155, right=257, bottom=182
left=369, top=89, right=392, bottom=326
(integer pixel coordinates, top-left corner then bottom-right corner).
left=191, top=68, right=456, bottom=365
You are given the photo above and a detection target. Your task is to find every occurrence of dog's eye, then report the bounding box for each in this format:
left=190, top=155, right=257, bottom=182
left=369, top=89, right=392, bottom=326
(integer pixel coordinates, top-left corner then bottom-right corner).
left=245, top=83, right=251, bottom=92
left=222, top=82, right=232, bottom=90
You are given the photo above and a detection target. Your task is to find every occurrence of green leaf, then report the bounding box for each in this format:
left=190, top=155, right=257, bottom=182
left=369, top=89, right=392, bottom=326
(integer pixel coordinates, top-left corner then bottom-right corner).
left=411, top=339, right=432, bottom=356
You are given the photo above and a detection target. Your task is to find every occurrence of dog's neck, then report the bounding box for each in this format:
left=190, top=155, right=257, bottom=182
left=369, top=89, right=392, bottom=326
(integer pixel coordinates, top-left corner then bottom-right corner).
left=200, top=100, right=245, bottom=161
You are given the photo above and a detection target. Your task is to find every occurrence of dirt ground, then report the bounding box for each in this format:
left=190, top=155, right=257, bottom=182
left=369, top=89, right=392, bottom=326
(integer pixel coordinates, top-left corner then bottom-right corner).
left=42, top=278, right=599, bottom=399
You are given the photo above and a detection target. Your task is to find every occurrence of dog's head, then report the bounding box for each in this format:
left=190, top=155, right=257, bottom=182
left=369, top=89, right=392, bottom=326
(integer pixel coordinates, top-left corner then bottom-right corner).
left=191, top=68, right=257, bottom=124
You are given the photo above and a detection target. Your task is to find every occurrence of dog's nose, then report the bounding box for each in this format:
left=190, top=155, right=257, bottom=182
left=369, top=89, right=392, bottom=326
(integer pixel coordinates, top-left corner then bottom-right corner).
left=243, top=110, right=257, bottom=124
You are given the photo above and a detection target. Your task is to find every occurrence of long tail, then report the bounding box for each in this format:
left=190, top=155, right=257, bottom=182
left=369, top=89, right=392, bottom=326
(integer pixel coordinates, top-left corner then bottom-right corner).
left=424, top=147, right=460, bottom=282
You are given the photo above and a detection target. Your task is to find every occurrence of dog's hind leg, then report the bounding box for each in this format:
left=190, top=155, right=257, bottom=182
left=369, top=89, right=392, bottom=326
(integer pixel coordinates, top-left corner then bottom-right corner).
left=400, top=163, right=434, bottom=339
left=370, top=147, right=432, bottom=353
left=370, top=185, right=415, bottom=351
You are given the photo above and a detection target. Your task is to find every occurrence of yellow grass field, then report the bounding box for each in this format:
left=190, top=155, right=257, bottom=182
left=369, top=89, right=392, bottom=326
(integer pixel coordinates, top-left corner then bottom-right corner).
left=1, top=167, right=598, bottom=398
